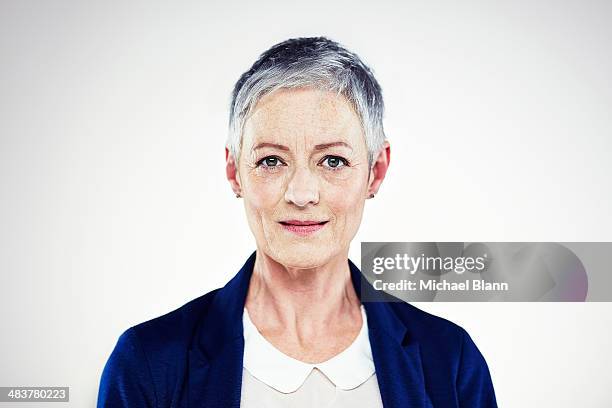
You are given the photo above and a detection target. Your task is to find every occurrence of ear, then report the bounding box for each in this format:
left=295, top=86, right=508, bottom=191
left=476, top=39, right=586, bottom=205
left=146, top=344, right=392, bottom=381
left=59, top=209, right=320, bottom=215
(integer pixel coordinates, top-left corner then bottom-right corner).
left=367, top=140, right=391, bottom=198
left=225, top=147, right=242, bottom=196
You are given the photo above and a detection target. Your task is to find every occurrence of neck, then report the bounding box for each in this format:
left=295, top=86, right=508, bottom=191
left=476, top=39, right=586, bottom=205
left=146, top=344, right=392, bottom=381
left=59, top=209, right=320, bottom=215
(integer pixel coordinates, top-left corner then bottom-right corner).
left=245, top=247, right=362, bottom=333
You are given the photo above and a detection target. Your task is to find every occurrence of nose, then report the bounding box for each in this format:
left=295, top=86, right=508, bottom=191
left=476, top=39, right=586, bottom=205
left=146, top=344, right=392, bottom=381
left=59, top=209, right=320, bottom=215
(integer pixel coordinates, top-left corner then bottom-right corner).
left=284, top=166, right=319, bottom=207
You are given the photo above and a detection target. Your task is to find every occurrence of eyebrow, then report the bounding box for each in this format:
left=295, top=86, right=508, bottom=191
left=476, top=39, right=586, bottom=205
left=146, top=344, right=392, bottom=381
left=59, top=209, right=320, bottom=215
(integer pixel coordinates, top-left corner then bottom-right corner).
left=252, top=141, right=353, bottom=151
left=314, top=141, right=353, bottom=151
left=252, top=142, right=290, bottom=151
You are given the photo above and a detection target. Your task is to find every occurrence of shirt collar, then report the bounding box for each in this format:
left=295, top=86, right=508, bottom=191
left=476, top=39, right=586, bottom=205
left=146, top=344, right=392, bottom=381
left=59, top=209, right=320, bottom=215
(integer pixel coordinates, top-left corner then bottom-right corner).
left=242, top=305, right=376, bottom=393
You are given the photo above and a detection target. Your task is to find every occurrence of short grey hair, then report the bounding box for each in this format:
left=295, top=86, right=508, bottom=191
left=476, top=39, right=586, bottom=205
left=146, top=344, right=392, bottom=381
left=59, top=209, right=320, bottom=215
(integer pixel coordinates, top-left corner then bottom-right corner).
left=227, top=36, right=386, bottom=167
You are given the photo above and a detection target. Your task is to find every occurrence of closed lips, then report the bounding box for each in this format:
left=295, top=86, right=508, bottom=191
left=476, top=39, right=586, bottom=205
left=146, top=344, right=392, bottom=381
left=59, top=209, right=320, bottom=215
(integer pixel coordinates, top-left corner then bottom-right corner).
left=279, top=220, right=328, bottom=225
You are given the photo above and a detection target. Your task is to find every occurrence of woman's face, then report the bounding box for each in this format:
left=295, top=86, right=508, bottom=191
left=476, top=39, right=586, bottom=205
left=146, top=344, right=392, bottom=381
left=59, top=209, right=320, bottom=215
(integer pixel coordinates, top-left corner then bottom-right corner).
left=234, top=87, right=374, bottom=268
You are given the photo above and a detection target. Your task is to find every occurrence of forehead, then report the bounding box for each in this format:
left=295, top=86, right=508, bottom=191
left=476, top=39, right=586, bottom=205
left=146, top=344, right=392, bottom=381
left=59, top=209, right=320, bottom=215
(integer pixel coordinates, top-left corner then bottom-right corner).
left=243, top=87, right=364, bottom=147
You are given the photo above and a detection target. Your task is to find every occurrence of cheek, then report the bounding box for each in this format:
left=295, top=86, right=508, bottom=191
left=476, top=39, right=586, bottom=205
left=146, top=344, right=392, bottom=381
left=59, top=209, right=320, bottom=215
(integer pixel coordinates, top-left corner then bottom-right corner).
left=243, top=172, right=286, bottom=222
left=327, top=183, right=362, bottom=210
left=323, top=171, right=368, bottom=223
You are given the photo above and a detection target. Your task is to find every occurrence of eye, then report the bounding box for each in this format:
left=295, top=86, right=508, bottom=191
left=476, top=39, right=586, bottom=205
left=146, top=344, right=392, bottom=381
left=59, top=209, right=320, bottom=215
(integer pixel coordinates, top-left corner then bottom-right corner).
left=321, top=155, right=349, bottom=169
left=256, top=156, right=285, bottom=169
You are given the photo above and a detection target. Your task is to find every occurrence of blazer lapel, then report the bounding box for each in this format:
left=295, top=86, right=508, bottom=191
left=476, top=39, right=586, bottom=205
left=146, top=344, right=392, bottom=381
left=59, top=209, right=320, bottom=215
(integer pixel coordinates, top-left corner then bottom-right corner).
left=188, top=251, right=257, bottom=408
left=350, top=259, right=431, bottom=408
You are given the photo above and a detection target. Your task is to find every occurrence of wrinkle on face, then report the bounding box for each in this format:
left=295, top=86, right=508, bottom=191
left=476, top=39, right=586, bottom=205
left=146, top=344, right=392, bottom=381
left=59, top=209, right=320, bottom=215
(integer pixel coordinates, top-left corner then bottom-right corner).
left=237, top=87, right=371, bottom=268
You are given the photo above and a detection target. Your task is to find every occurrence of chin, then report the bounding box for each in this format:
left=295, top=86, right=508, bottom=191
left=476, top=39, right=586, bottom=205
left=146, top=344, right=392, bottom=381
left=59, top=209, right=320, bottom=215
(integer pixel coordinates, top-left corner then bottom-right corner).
left=267, top=243, right=335, bottom=269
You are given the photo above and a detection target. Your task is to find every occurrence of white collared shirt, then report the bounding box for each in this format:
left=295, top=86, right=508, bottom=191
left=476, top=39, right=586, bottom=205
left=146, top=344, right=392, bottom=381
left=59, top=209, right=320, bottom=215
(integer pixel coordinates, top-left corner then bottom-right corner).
left=240, top=305, right=384, bottom=407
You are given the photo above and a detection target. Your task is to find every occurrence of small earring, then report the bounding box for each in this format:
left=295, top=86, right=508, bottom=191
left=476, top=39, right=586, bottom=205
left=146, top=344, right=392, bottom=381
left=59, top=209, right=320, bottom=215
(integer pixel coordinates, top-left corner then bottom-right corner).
left=236, top=193, right=241, bottom=198
left=369, top=193, right=375, bottom=199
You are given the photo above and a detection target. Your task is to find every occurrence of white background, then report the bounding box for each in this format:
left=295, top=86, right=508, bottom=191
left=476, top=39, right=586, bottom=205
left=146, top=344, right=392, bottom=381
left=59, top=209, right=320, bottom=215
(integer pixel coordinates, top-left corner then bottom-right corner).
left=1, top=0, right=611, bottom=406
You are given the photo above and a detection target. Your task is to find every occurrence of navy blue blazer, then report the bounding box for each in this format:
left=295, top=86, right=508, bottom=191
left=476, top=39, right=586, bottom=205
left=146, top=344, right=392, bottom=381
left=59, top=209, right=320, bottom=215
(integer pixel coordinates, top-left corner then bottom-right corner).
left=98, top=251, right=497, bottom=407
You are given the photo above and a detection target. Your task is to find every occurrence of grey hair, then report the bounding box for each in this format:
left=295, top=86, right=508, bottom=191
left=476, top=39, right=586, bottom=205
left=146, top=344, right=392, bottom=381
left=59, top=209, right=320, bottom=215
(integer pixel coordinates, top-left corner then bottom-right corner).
left=227, top=36, right=386, bottom=167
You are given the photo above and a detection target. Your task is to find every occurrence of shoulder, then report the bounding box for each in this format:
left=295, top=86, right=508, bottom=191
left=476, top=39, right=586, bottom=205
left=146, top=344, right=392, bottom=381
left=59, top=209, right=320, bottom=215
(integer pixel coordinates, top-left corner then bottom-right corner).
left=98, top=288, right=222, bottom=407
left=128, top=287, right=221, bottom=353
left=387, top=300, right=467, bottom=348
left=386, top=301, right=489, bottom=372
left=387, top=301, right=497, bottom=406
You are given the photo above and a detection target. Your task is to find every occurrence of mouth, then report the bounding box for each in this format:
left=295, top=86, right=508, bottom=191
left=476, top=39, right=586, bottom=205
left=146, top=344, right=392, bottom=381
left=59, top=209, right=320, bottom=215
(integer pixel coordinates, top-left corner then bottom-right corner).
left=279, top=220, right=329, bottom=236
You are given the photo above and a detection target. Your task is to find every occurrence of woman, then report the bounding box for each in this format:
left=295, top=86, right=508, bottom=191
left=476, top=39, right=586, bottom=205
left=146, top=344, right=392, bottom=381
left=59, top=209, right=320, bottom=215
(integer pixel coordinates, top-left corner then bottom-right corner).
left=98, top=37, right=497, bottom=407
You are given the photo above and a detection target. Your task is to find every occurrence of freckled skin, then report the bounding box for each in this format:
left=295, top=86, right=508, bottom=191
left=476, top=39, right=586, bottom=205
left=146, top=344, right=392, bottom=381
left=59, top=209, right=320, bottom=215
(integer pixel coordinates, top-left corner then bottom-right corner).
left=237, top=88, right=371, bottom=269
left=225, top=87, right=390, bottom=362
